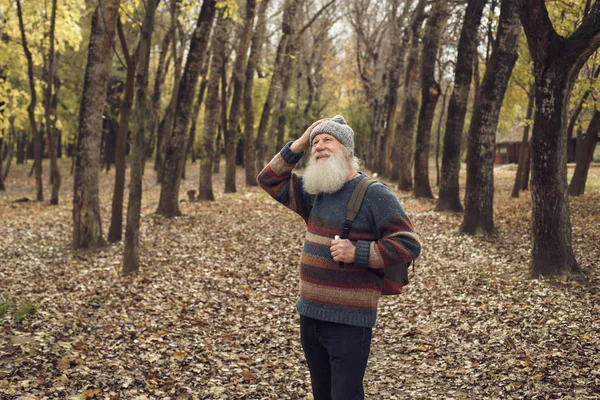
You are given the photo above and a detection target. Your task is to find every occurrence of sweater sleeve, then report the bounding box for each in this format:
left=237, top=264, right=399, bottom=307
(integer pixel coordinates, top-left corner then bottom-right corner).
left=257, top=142, right=311, bottom=222
left=353, top=183, right=421, bottom=270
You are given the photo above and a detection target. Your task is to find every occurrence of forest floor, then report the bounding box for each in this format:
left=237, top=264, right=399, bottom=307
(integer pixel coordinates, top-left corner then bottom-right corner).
left=1, top=158, right=599, bottom=400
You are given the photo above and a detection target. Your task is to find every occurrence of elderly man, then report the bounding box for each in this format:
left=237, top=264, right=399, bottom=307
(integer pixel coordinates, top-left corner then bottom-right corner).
left=257, top=116, right=421, bottom=400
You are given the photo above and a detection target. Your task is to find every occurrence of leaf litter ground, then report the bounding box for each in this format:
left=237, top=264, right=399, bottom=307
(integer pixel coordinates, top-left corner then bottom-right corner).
left=1, top=160, right=599, bottom=399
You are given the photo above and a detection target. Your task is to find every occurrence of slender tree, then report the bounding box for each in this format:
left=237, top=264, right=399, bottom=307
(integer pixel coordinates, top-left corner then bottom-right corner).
left=256, top=0, right=298, bottom=166
left=44, top=0, right=61, bottom=205
left=568, top=109, right=600, bottom=196
left=16, top=0, right=43, bottom=202
left=511, top=82, right=535, bottom=198
left=462, top=0, right=520, bottom=234
left=436, top=0, right=487, bottom=211
left=517, top=0, right=600, bottom=277
left=73, top=0, right=122, bottom=249
left=413, top=0, right=449, bottom=198
left=123, top=0, right=160, bottom=274
left=224, top=0, right=257, bottom=193
left=393, top=0, right=427, bottom=190
left=156, top=0, right=217, bottom=216
left=244, top=0, right=271, bottom=186
left=199, top=10, right=228, bottom=201
left=108, top=19, right=139, bottom=243
left=145, top=29, right=171, bottom=163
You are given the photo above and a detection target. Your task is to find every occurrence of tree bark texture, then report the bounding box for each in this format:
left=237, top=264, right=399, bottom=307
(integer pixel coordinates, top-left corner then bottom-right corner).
left=156, top=0, right=216, bottom=216
left=393, top=0, right=426, bottom=190
left=155, top=1, right=184, bottom=182
left=244, top=0, right=270, bottom=186
left=517, top=0, right=600, bottom=277
left=568, top=109, right=600, bottom=196
left=108, top=19, right=138, bottom=242
left=199, top=11, right=228, bottom=201
left=44, top=0, right=61, bottom=205
left=413, top=0, right=449, bottom=198
left=73, top=0, right=122, bottom=249
left=462, top=0, right=520, bottom=235
left=436, top=0, right=486, bottom=212
left=511, top=82, right=535, bottom=198
left=16, top=0, right=43, bottom=202
left=225, top=0, right=256, bottom=193
left=123, top=0, right=159, bottom=274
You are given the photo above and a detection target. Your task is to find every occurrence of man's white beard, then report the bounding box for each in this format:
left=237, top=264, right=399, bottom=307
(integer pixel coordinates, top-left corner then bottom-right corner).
left=303, top=150, right=352, bottom=195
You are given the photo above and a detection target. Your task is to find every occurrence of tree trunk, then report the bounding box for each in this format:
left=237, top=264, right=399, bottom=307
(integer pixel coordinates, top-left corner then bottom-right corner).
left=73, top=0, right=122, bottom=249
left=108, top=19, right=139, bottom=242
left=462, top=0, right=520, bottom=235
left=123, top=0, right=159, bottom=275
left=184, top=68, right=209, bottom=173
left=511, top=82, right=535, bottom=198
left=257, top=0, right=297, bottom=166
left=517, top=0, right=600, bottom=277
left=155, top=1, right=184, bottom=182
left=436, top=0, right=486, bottom=211
left=225, top=0, right=256, bottom=193
left=270, top=39, right=297, bottom=154
left=568, top=109, right=600, bottom=196
left=244, top=0, right=270, bottom=186
left=435, top=85, right=449, bottom=187
left=156, top=0, right=216, bottom=217
left=413, top=0, right=448, bottom=198
left=44, top=0, right=61, bottom=205
left=199, top=11, right=227, bottom=201
left=0, top=138, right=5, bottom=191
left=16, top=0, right=43, bottom=202
left=566, top=66, right=599, bottom=161
left=393, top=0, right=426, bottom=190
left=145, top=30, right=171, bottom=164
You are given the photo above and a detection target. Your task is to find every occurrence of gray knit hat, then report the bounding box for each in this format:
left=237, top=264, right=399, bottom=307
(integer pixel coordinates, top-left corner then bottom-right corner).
left=310, top=115, right=355, bottom=154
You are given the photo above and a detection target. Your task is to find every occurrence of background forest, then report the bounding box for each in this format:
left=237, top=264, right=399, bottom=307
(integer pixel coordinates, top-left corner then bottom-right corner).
left=1, top=0, right=599, bottom=398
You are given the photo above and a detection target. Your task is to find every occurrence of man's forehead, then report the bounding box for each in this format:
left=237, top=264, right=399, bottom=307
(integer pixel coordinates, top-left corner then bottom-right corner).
left=313, top=133, right=339, bottom=141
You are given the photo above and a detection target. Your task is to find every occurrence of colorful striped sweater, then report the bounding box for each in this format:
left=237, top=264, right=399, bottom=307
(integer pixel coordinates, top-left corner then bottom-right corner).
left=257, top=143, right=422, bottom=328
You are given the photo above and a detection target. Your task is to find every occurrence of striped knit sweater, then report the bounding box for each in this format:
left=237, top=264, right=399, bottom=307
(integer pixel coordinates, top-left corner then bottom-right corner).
left=257, top=143, right=422, bottom=328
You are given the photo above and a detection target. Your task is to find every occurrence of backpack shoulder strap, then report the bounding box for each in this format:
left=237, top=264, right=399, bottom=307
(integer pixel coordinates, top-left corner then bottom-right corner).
left=346, top=177, right=377, bottom=222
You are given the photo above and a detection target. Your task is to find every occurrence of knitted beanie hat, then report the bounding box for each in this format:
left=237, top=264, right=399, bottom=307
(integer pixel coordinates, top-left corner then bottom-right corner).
left=310, top=115, right=355, bottom=154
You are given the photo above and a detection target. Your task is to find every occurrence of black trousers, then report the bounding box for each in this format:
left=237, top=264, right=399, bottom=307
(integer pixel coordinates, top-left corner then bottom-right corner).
left=300, top=315, right=373, bottom=400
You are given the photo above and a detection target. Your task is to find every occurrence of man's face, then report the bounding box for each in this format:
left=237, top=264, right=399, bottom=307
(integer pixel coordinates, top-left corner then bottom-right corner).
left=311, top=133, right=343, bottom=161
